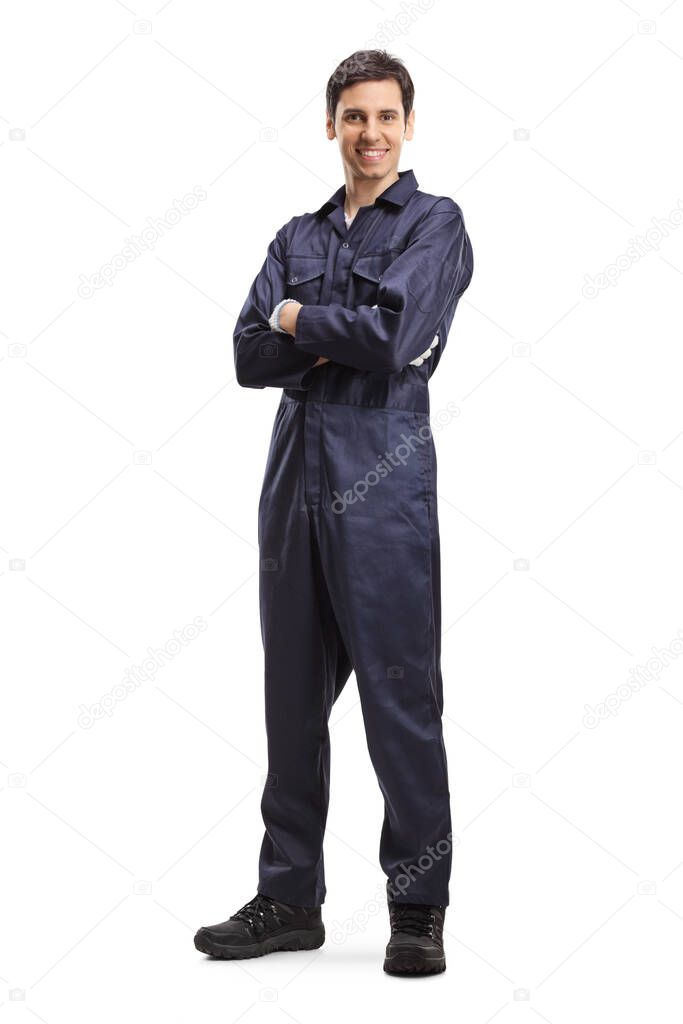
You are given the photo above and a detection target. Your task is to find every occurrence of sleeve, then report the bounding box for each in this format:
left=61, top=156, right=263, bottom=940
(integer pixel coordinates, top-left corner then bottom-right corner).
left=233, top=223, right=322, bottom=390
left=292, top=198, right=473, bottom=375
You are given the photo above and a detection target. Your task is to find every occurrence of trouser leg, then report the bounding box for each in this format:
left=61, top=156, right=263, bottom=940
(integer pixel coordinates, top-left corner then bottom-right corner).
left=257, top=503, right=351, bottom=907
left=314, top=411, right=452, bottom=907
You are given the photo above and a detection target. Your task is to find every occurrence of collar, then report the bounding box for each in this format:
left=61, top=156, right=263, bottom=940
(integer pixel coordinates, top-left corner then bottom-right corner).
left=315, top=168, right=419, bottom=218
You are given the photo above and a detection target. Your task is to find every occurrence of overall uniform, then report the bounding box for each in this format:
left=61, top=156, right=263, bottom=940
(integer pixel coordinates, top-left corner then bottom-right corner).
left=233, top=169, right=473, bottom=908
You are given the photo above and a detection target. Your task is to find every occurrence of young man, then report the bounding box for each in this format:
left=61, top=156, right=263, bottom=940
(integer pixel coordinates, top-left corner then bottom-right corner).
left=194, top=49, right=473, bottom=976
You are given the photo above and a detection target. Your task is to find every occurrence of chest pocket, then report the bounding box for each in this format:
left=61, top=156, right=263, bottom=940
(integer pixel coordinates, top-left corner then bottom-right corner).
left=285, top=256, right=327, bottom=304
left=351, top=253, right=391, bottom=308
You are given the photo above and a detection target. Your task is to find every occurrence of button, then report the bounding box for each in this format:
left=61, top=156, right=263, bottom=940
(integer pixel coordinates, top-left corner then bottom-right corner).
left=341, top=242, right=349, bottom=248
left=290, top=276, right=298, bottom=283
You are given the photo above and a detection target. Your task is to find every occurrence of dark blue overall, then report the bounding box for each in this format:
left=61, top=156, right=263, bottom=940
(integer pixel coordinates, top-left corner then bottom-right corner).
left=233, top=169, right=473, bottom=907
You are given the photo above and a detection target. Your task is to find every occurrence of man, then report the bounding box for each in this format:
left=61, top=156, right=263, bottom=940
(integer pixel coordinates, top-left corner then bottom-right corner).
left=194, top=49, right=473, bottom=976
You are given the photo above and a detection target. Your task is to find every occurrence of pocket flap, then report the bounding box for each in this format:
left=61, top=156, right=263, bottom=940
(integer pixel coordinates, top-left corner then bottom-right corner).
left=286, top=257, right=327, bottom=286
left=352, top=255, right=386, bottom=283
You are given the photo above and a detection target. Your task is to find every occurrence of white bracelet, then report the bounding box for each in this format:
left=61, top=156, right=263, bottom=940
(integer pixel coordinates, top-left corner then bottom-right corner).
left=269, top=298, right=298, bottom=334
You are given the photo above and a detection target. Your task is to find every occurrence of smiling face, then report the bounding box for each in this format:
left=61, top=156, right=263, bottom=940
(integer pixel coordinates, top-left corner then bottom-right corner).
left=327, top=77, right=414, bottom=184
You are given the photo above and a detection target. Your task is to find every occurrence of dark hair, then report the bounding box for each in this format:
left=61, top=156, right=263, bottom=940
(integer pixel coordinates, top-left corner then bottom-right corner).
left=326, top=50, right=414, bottom=127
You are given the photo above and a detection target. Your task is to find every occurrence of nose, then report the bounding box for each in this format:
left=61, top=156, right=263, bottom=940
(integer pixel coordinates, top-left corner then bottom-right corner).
left=360, top=119, right=383, bottom=142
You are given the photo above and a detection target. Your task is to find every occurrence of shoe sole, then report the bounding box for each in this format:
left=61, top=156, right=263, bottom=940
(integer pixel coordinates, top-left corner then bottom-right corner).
left=194, top=926, right=325, bottom=960
left=383, top=948, right=446, bottom=975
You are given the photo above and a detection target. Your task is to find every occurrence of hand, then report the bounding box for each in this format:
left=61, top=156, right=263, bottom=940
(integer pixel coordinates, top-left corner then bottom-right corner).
left=278, top=301, right=328, bottom=366
left=409, top=335, right=440, bottom=366
left=279, top=299, right=302, bottom=336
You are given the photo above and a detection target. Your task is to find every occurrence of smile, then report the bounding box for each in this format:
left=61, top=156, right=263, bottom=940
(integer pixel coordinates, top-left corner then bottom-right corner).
left=356, top=149, right=388, bottom=161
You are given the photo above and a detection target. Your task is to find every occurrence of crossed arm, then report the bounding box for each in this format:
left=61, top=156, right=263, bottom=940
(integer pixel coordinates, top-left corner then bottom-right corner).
left=233, top=199, right=472, bottom=388
left=279, top=302, right=437, bottom=367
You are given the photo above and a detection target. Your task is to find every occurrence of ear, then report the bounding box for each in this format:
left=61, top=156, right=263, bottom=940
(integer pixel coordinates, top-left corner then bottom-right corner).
left=404, top=108, right=415, bottom=141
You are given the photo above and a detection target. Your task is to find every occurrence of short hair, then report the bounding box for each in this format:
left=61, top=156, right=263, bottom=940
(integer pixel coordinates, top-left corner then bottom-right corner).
left=326, top=50, right=415, bottom=127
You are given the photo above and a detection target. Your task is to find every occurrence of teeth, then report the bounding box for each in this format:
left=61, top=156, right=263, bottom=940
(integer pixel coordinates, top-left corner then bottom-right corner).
left=359, top=150, right=386, bottom=156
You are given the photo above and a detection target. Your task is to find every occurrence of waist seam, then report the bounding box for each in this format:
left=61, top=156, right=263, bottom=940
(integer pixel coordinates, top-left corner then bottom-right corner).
left=283, top=394, right=429, bottom=415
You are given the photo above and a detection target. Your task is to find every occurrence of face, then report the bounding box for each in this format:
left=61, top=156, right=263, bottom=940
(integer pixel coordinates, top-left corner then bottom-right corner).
left=327, top=77, right=414, bottom=183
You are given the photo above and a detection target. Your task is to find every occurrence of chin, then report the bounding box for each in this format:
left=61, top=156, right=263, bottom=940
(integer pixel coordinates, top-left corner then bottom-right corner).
left=353, top=157, right=394, bottom=171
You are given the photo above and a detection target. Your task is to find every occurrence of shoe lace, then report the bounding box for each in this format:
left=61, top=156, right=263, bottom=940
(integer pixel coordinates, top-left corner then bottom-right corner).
left=390, top=903, right=437, bottom=938
left=231, top=894, right=283, bottom=932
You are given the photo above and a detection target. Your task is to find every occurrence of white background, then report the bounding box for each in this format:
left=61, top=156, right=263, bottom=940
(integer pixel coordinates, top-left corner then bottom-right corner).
left=2, top=0, right=683, bottom=1019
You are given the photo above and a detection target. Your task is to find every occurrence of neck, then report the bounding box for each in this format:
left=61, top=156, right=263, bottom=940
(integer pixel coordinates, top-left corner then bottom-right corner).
left=343, top=168, right=400, bottom=217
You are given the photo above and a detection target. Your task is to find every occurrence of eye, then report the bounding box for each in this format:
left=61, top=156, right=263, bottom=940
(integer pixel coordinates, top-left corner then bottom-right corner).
left=345, top=112, right=397, bottom=122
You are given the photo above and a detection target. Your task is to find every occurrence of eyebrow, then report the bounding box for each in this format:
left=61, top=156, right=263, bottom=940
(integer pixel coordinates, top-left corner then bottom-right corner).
left=341, top=107, right=401, bottom=115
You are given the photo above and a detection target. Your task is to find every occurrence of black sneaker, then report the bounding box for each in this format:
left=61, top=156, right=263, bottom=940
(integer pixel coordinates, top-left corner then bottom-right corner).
left=383, top=893, right=446, bottom=975
left=194, top=892, right=325, bottom=960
